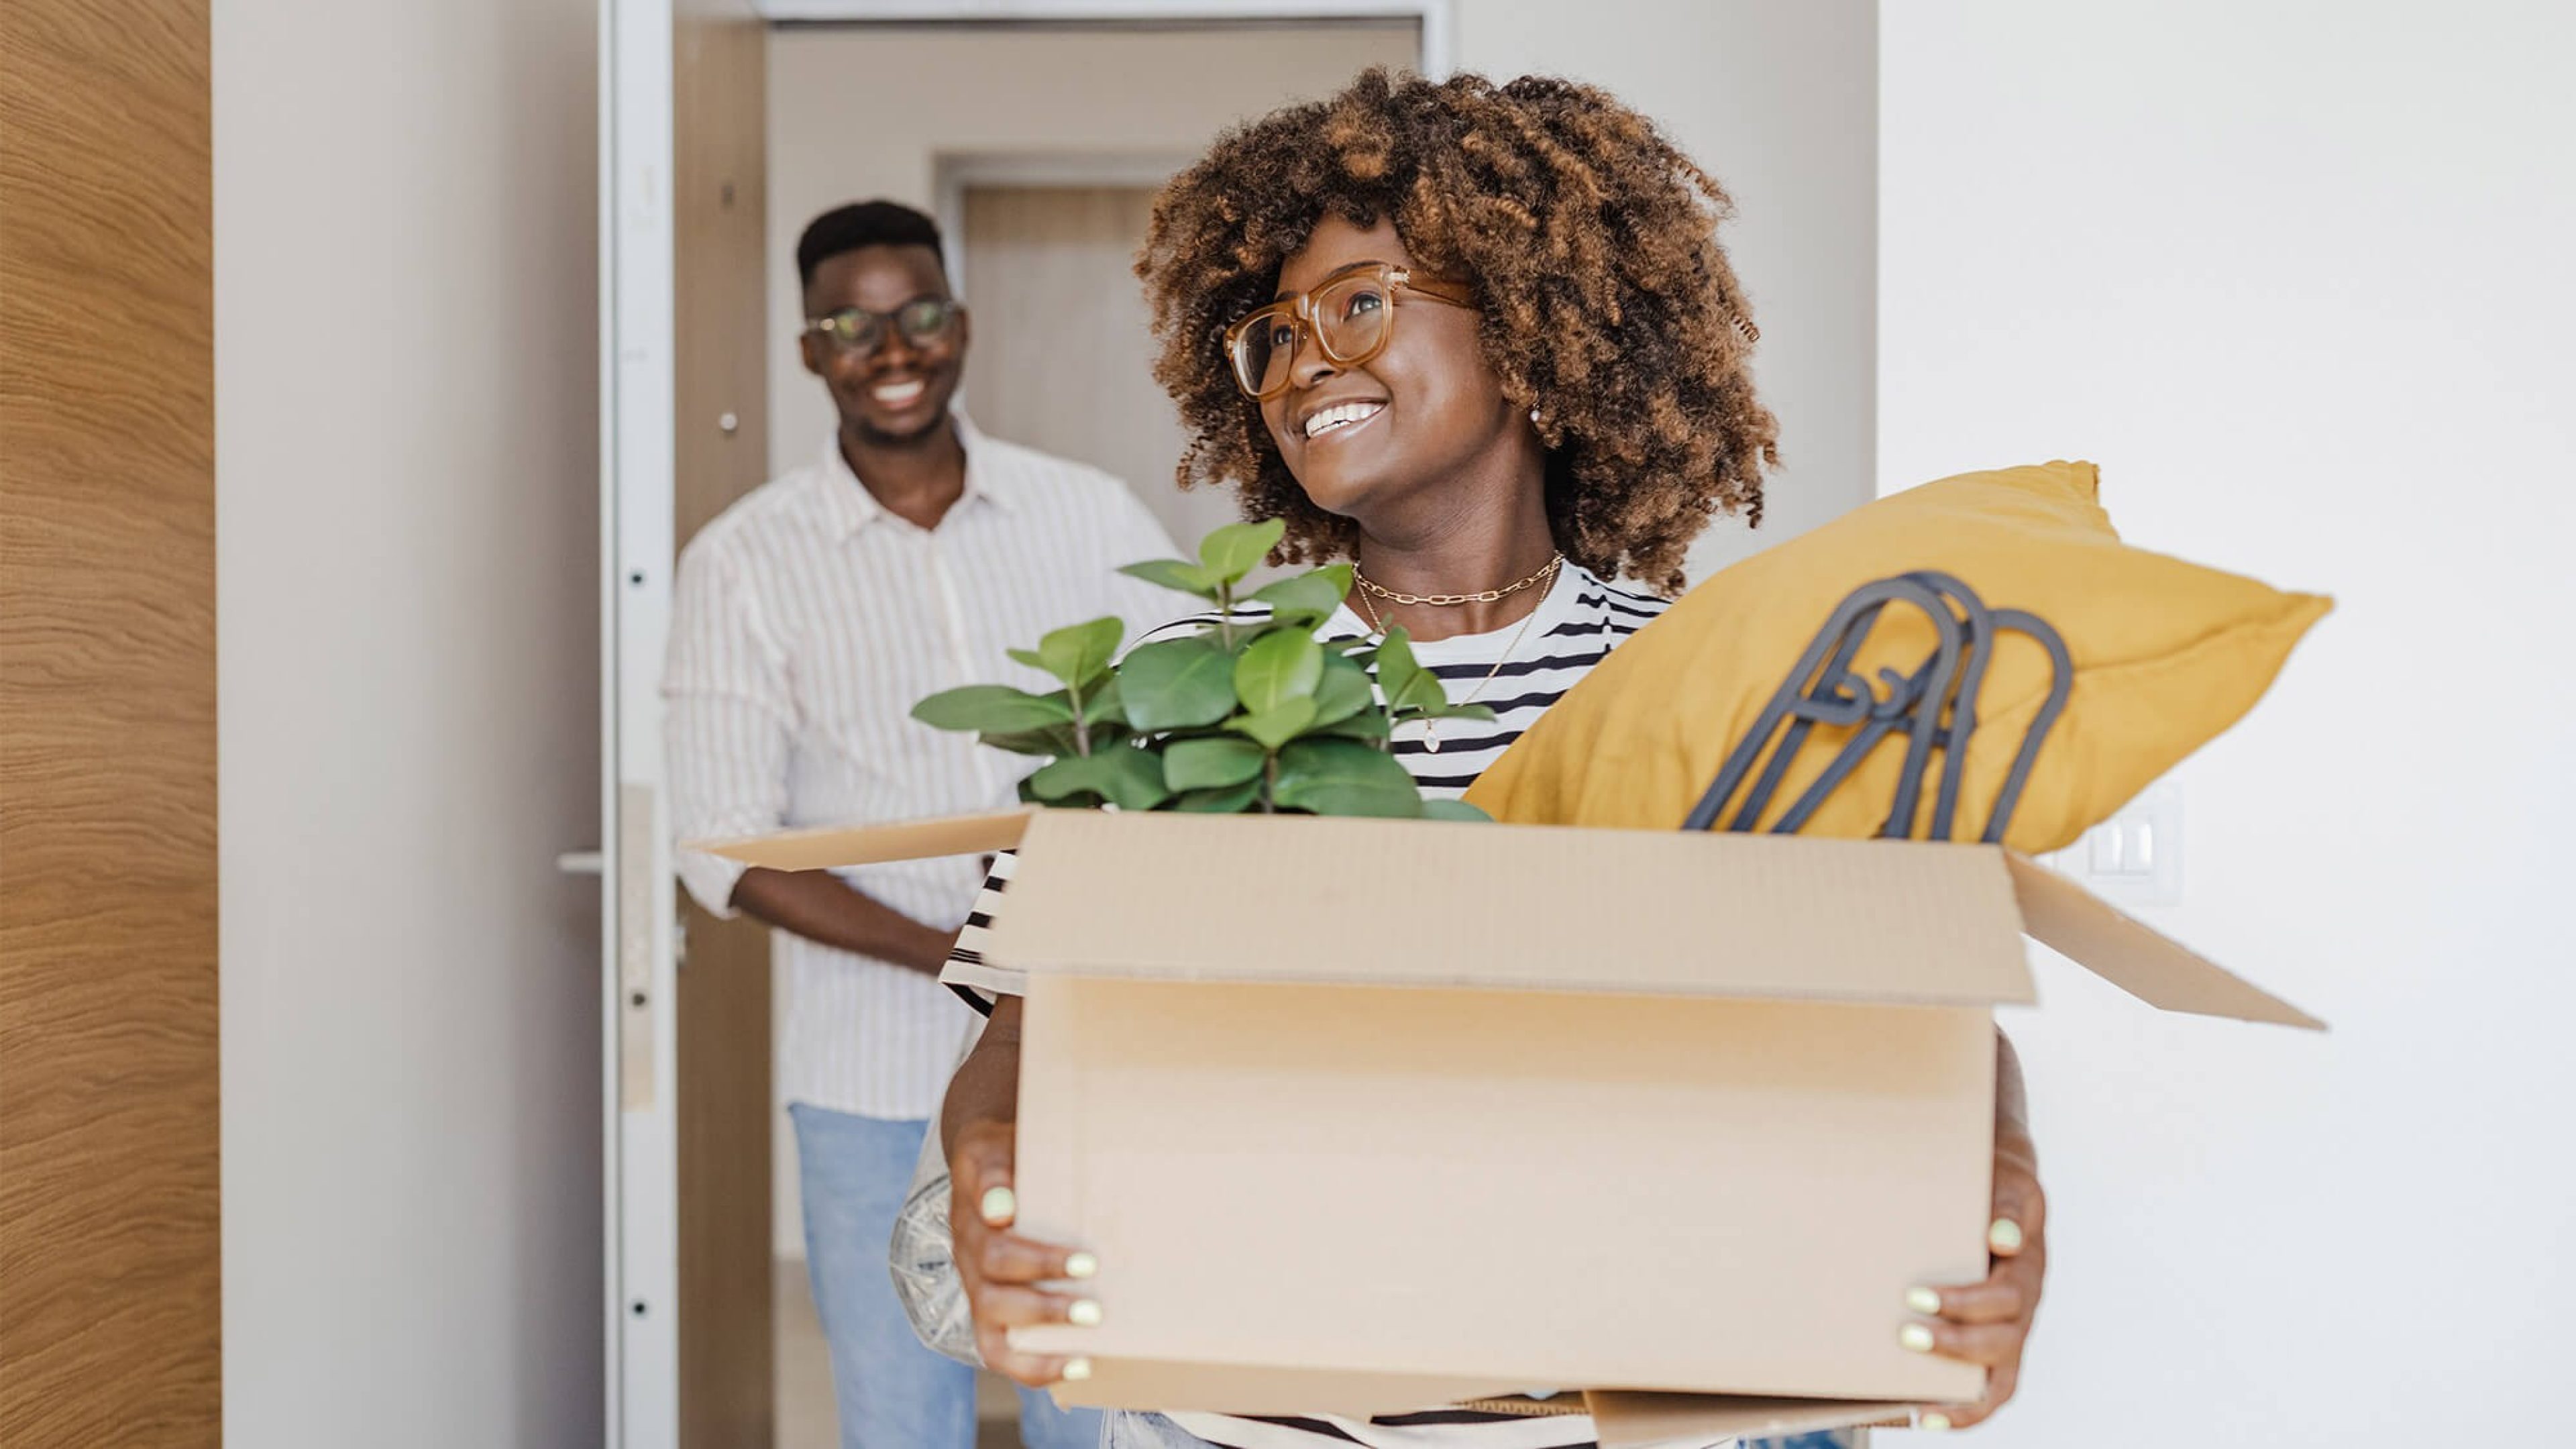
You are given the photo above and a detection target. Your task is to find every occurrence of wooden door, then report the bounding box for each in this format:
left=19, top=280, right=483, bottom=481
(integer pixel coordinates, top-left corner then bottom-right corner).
left=602, top=0, right=771, bottom=1443
left=673, top=0, right=774, bottom=1444
left=960, top=184, right=1242, bottom=558
left=0, top=1, right=221, bottom=1443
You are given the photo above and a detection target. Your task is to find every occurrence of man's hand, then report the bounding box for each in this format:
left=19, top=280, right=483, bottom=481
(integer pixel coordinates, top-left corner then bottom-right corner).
left=728, top=866, right=952, bottom=973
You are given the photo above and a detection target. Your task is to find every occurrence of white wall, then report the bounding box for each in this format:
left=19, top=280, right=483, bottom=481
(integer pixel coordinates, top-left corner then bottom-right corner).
left=1458, top=0, right=1881, bottom=574
left=213, top=0, right=604, bottom=1442
left=1880, top=3, right=2575, bottom=1442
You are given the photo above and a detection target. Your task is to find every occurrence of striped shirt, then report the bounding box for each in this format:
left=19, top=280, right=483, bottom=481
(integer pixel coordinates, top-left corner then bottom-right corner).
left=664, top=417, right=1177, bottom=1120
left=940, top=564, right=1703, bottom=1449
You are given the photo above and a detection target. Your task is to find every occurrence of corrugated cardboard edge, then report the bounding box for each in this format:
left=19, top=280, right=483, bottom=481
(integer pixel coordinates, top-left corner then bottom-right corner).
left=1038, top=1357, right=1536, bottom=1417
left=1587, top=1391, right=1916, bottom=1448
left=687, top=808, right=1033, bottom=871
left=2004, top=853, right=2325, bottom=1030
left=1039, top=1363, right=1919, bottom=1444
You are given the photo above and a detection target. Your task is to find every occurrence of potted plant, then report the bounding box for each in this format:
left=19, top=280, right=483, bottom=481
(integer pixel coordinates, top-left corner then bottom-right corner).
left=912, top=520, right=1490, bottom=820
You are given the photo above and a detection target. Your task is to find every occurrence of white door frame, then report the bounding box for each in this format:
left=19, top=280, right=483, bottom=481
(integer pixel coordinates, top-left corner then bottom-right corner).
left=596, top=4, right=1448, bottom=1446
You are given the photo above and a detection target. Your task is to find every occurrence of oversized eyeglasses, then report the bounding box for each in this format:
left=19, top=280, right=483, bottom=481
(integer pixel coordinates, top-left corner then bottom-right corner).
left=1222, top=264, right=1474, bottom=401
left=804, top=296, right=964, bottom=356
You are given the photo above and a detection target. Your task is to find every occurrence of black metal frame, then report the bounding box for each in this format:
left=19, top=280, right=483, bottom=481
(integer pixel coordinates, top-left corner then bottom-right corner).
left=1682, top=572, right=2072, bottom=845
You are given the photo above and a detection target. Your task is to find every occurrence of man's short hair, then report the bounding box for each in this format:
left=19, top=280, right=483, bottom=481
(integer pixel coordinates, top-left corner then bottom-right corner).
left=797, top=200, right=946, bottom=289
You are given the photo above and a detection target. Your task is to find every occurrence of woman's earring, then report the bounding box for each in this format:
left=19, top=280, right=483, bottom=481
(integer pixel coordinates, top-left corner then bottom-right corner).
left=1529, top=407, right=1542, bottom=425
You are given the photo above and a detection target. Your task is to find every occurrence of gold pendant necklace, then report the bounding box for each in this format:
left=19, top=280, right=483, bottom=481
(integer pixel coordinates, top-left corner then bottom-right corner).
left=1350, top=559, right=1559, bottom=753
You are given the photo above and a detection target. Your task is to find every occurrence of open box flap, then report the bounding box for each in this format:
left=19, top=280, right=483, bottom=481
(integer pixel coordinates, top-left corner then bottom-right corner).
left=1586, top=1391, right=1916, bottom=1448
left=990, top=811, right=2038, bottom=1006
left=690, top=808, right=1033, bottom=871
left=2004, top=854, right=2324, bottom=1030
left=694, top=807, right=2316, bottom=1026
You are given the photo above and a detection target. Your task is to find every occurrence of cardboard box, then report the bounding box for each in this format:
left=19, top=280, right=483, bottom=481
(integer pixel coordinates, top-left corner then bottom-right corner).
left=706, top=808, right=2320, bottom=1444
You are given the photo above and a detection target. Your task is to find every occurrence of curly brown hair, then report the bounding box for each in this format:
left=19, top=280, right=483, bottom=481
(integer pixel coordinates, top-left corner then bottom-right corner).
left=1136, top=68, right=1778, bottom=594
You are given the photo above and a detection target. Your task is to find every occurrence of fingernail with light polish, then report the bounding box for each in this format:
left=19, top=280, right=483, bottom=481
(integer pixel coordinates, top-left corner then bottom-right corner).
left=1904, top=1286, right=1943, bottom=1316
left=1064, top=1252, right=1099, bottom=1281
left=1988, top=1218, right=2024, bottom=1254
left=1060, top=1357, right=1093, bottom=1383
left=1920, top=1411, right=1953, bottom=1432
left=1898, top=1323, right=1936, bottom=1354
left=1067, top=1299, right=1103, bottom=1328
left=979, top=1186, right=1017, bottom=1226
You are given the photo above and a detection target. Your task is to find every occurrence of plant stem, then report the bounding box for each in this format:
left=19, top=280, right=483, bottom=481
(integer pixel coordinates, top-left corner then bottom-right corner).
left=1217, top=582, right=1235, bottom=652
left=1262, top=751, right=1279, bottom=813
left=1067, top=680, right=1092, bottom=757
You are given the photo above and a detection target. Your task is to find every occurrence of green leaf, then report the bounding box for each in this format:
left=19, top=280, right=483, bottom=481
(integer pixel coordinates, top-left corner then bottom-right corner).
left=1006, top=647, right=1049, bottom=673
left=1081, top=676, right=1126, bottom=727
left=1233, top=630, right=1324, bottom=715
left=1272, top=739, right=1424, bottom=818
left=1119, top=557, right=1221, bottom=598
left=979, top=723, right=1083, bottom=757
left=1421, top=798, right=1493, bottom=823
left=1314, top=709, right=1392, bottom=742
left=1248, top=564, right=1352, bottom=627
left=1163, top=735, right=1267, bottom=792
left=1118, top=636, right=1238, bottom=731
left=1373, top=628, right=1450, bottom=716
left=1422, top=701, right=1497, bottom=724
left=1035, top=617, right=1123, bottom=690
left=912, top=685, right=1076, bottom=735
left=1311, top=655, right=1375, bottom=727
left=1026, top=747, right=1169, bottom=811
left=1231, top=696, right=1318, bottom=751
left=1196, top=519, right=1287, bottom=584
left=1372, top=627, right=1419, bottom=700
left=1173, top=780, right=1263, bottom=814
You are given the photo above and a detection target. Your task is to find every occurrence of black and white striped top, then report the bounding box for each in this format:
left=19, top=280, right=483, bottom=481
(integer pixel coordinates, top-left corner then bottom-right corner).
left=933, top=565, right=1700, bottom=1449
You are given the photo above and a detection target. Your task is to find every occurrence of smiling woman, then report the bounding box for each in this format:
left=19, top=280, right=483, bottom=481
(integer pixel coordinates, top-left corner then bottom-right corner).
left=928, top=67, right=2051, bottom=1449
left=1138, top=68, right=1776, bottom=598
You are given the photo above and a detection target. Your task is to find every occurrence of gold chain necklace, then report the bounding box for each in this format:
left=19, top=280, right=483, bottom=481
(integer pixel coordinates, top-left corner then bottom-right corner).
left=1351, top=563, right=1557, bottom=754
left=1353, top=552, right=1564, bottom=607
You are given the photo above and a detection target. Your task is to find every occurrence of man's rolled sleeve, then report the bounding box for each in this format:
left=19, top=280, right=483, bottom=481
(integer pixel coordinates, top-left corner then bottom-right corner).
left=663, top=537, right=796, bottom=920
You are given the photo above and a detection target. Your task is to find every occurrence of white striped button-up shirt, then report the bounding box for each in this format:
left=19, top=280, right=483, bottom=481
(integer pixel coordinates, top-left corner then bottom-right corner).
left=665, top=417, right=1179, bottom=1119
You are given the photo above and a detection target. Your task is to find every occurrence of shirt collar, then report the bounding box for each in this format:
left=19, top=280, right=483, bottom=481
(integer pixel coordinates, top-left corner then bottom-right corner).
left=810, top=411, right=1014, bottom=540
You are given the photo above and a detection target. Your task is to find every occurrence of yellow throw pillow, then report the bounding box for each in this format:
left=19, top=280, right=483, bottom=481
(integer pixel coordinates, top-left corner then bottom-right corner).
left=1466, top=462, right=2330, bottom=853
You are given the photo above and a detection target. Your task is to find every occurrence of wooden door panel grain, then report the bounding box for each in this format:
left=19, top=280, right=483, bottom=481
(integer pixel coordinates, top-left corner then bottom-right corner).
left=673, top=0, right=773, bottom=1442
left=0, top=1, right=220, bottom=1444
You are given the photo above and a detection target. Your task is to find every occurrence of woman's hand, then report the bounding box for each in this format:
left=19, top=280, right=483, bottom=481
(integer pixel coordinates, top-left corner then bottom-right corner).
left=946, top=998, right=1101, bottom=1389
left=1901, top=1033, right=2047, bottom=1430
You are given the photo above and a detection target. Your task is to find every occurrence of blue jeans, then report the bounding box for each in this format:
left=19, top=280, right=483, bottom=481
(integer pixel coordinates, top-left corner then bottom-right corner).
left=792, top=1104, right=1101, bottom=1449
left=1103, top=1411, right=1860, bottom=1448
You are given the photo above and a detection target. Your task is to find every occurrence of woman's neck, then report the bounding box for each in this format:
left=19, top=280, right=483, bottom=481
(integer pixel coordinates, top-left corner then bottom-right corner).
left=1348, top=492, right=1560, bottom=641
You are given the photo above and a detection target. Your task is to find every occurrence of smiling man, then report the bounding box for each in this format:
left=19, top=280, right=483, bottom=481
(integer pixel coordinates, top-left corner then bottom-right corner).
left=663, top=200, right=1175, bottom=1449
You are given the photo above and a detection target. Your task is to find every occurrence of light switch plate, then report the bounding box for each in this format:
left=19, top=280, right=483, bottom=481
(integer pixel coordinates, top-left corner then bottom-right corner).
left=2040, top=779, right=2183, bottom=908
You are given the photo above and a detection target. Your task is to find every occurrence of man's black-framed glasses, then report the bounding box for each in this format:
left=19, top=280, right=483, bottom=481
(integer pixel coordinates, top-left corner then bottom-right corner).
left=805, top=296, right=965, bottom=356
